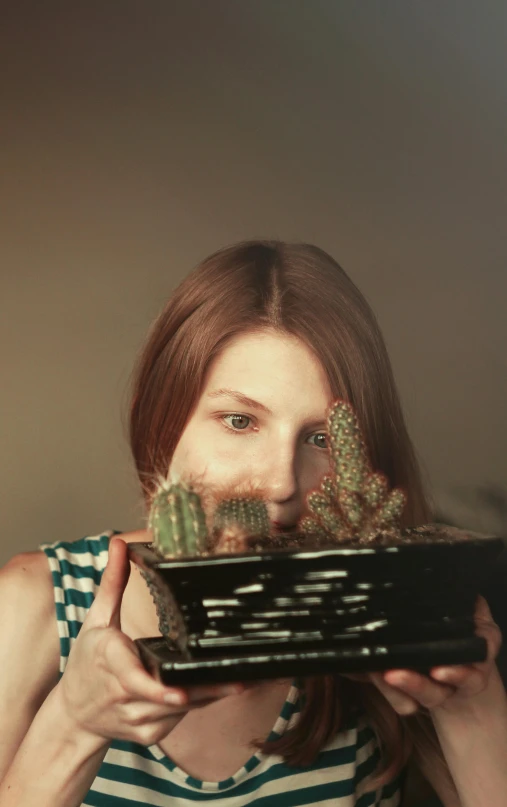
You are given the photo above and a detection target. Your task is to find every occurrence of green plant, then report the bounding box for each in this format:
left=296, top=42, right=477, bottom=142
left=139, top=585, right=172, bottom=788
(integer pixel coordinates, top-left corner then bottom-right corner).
left=149, top=478, right=272, bottom=557
left=149, top=480, right=208, bottom=558
left=149, top=399, right=406, bottom=558
left=144, top=399, right=407, bottom=648
left=299, top=400, right=406, bottom=542
left=213, top=496, right=270, bottom=536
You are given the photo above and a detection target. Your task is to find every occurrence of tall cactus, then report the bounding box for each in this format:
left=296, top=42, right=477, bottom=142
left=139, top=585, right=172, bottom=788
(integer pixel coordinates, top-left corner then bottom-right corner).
left=149, top=480, right=208, bottom=558
left=299, top=400, right=406, bottom=543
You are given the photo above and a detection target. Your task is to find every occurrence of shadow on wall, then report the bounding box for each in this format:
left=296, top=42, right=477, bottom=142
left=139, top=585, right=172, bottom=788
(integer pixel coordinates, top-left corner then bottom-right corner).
left=434, top=485, right=507, bottom=690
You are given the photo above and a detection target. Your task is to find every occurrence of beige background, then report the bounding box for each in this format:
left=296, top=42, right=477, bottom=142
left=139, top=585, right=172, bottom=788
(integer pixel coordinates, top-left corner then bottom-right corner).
left=1, top=2, right=506, bottom=565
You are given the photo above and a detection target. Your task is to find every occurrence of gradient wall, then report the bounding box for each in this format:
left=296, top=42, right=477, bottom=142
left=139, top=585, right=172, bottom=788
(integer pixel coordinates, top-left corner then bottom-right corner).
left=2, top=2, right=506, bottom=563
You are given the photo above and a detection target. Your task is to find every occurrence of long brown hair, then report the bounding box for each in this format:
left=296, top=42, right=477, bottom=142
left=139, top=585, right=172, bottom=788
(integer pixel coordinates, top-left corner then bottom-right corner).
left=129, top=241, right=457, bottom=798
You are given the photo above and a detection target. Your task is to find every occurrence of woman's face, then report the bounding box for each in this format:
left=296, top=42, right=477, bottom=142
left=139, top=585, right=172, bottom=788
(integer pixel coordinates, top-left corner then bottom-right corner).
left=168, top=329, right=334, bottom=531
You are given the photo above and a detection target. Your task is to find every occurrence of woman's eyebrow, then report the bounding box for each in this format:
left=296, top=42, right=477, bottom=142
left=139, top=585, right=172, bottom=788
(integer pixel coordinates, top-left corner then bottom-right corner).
left=206, top=388, right=273, bottom=414
left=206, top=389, right=328, bottom=429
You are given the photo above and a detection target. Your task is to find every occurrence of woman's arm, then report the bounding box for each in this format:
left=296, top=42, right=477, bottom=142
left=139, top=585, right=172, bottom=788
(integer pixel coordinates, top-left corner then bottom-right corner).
left=370, top=595, right=506, bottom=807
left=0, top=538, right=248, bottom=807
left=430, top=663, right=507, bottom=807
left=0, top=551, right=109, bottom=806
left=0, top=685, right=110, bottom=807
left=0, top=552, right=61, bottom=779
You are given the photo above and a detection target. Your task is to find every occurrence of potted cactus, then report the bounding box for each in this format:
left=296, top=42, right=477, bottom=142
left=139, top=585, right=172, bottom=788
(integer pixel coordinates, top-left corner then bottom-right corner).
left=129, top=400, right=503, bottom=685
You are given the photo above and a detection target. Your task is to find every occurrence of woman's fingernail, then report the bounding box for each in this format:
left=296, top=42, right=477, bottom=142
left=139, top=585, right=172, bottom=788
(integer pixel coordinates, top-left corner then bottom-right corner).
left=432, top=668, right=452, bottom=681
left=164, top=691, right=186, bottom=704
left=385, top=670, right=411, bottom=685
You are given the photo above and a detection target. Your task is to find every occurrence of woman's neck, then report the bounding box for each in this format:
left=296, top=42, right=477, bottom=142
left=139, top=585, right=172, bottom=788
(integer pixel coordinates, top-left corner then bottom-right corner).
left=158, top=678, right=294, bottom=781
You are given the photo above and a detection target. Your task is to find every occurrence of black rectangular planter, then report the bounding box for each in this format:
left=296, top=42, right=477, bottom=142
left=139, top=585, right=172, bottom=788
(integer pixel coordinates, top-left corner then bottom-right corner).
left=129, top=530, right=503, bottom=685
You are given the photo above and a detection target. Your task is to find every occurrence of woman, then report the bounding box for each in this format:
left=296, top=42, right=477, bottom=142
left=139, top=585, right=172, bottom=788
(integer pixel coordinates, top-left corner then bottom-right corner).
left=0, top=241, right=505, bottom=807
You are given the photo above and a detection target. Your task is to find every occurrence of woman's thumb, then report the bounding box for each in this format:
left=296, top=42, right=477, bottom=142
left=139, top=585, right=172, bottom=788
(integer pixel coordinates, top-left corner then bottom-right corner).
left=85, top=536, right=131, bottom=629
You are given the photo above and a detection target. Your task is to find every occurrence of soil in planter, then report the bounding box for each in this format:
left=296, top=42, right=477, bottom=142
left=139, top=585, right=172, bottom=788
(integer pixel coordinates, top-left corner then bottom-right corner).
left=214, top=523, right=484, bottom=554
left=146, top=523, right=483, bottom=561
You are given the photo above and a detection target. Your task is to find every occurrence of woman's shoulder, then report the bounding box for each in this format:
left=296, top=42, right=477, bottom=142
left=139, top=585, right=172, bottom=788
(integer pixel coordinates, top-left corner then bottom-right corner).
left=0, top=550, right=60, bottom=689
left=1, top=549, right=54, bottom=609
left=0, top=528, right=149, bottom=693
left=0, top=528, right=141, bottom=619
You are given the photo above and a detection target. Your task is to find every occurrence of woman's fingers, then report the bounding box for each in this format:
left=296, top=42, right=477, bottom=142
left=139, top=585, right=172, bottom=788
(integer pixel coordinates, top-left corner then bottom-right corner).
left=339, top=596, right=503, bottom=717
left=429, top=664, right=486, bottom=697
left=473, top=594, right=503, bottom=668
left=369, top=670, right=456, bottom=714
left=104, top=633, right=246, bottom=706
left=343, top=667, right=460, bottom=711
left=368, top=672, right=423, bottom=714
left=97, top=629, right=179, bottom=703
left=123, top=684, right=245, bottom=726
left=85, top=537, right=131, bottom=630
left=104, top=636, right=186, bottom=704
left=422, top=595, right=503, bottom=700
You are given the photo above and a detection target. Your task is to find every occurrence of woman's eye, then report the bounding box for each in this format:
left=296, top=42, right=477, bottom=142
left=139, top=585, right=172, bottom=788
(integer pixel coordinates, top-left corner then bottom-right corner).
left=220, top=418, right=327, bottom=447
left=222, top=414, right=251, bottom=431
left=307, top=432, right=328, bottom=449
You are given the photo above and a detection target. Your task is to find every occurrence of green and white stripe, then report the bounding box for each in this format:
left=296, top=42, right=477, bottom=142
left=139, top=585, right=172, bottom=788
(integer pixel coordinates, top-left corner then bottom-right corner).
left=40, top=533, right=404, bottom=806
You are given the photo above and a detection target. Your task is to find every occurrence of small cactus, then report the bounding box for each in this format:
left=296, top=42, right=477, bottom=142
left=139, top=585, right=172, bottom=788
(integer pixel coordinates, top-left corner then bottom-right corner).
left=149, top=480, right=208, bottom=558
left=213, top=496, right=270, bottom=536
left=149, top=478, right=271, bottom=558
left=301, top=400, right=406, bottom=543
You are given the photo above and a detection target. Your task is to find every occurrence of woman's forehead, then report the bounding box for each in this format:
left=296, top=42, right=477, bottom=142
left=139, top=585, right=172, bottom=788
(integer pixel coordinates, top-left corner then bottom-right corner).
left=202, top=331, right=333, bottom=413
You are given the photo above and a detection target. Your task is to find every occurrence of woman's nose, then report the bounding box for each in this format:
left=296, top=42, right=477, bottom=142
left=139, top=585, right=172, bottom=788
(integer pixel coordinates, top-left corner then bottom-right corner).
left=260, top=450, right=299, bottom=503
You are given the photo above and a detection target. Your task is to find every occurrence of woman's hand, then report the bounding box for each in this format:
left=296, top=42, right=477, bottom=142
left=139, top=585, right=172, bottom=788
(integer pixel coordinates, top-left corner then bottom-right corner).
left=57, top=537, right=245, bottom=746
left=342, top=595, right=503, bottom=716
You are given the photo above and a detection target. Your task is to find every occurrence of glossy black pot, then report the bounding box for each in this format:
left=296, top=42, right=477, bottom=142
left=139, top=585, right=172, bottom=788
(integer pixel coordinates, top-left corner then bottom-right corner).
left=128, top=526, right=503, bottom=685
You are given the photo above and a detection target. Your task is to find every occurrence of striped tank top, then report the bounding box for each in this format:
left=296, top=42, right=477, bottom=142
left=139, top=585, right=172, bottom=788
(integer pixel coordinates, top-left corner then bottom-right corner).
left=40, top=532, right=405, bottom=807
